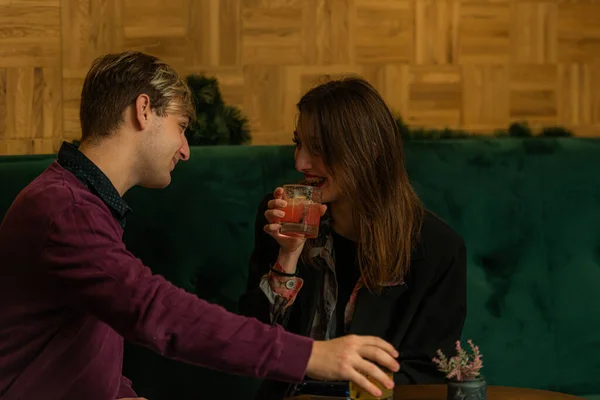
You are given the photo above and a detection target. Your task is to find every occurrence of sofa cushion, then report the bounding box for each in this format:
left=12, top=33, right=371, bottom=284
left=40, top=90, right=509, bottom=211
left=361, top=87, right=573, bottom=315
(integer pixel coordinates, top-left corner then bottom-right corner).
left=405, top=139, right=600, bottom=394
left=1, top=139, right=599, bottom=399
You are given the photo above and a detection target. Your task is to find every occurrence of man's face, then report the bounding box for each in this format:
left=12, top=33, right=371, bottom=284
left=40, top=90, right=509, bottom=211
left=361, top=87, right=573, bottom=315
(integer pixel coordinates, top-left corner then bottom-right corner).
left=138, top=110, right=190, bottom=189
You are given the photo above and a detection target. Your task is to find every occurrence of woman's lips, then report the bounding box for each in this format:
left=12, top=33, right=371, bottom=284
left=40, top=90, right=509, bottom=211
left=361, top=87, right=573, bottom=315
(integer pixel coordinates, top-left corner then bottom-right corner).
left=304, top=174, right=326, bottom=187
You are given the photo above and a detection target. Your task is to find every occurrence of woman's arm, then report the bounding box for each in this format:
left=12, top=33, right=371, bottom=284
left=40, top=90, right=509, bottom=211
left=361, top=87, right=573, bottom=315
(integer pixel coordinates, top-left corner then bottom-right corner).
left=395, top=239, right=467, bottom=385
left=238, top=194, right=305, bottom=325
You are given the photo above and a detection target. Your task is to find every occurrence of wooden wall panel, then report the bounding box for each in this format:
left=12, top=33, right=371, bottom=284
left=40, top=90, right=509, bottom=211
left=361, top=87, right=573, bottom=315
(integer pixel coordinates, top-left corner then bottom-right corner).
left=0, top=0, right=599, bottom=155
left=0, top=0, right=62, bottom=155
left=61, top=0, right=124, bottom=141
left=462, top=65, right=509, bottom=131
left=512, top=2, right=557, bottom=64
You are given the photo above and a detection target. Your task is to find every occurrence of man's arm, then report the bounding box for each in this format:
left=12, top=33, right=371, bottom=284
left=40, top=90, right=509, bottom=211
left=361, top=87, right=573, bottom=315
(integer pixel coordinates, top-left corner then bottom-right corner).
left=42, top=202, right=312, bottom=383
left=42, top=202, right=402, bottom=398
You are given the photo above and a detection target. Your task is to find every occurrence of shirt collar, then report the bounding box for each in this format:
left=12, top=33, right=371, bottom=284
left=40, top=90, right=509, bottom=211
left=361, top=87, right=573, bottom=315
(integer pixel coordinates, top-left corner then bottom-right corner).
left=56, top=141, right=131, bottom=228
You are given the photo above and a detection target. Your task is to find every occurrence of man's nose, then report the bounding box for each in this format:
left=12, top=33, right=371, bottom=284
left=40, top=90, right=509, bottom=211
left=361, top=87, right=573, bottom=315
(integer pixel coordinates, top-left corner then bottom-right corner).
left=179, top=135, right=190, bottom=161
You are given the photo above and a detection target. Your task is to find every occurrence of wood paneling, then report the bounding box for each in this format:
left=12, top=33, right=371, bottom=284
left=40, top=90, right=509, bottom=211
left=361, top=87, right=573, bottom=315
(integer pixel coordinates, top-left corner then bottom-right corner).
left=1, top=0, right=599, bottom=155
left=0, top=0, right=62, bottom=155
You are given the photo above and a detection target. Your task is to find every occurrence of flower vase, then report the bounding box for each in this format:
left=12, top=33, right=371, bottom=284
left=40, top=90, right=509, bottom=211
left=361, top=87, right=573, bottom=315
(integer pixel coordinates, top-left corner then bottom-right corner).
left=446, top=377, right=487, bottom=400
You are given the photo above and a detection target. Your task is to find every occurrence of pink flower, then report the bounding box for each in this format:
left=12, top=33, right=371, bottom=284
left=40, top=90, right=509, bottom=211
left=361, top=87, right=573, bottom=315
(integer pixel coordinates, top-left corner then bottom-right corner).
left=432, top=339, right=483, bottom=382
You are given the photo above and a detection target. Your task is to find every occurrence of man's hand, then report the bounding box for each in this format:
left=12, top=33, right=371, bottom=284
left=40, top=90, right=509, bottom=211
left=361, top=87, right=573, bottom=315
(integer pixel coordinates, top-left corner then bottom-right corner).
left=117, top=398, right=147, bottom=400
left=306, top=335, right=400, bottom=398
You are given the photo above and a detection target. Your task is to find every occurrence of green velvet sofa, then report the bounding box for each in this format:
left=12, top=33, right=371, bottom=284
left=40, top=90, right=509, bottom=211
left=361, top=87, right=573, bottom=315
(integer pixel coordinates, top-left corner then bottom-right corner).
left=1, top=139, right=599, bottom=400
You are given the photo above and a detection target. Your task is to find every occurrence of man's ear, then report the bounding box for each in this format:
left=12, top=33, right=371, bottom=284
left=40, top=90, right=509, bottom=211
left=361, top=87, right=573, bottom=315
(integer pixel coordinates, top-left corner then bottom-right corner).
left=134, top=94, right=152, bottom=130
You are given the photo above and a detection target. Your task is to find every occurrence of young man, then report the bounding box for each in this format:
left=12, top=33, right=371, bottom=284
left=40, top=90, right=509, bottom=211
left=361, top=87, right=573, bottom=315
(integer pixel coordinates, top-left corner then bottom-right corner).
left=0, top=51, right=399, bottom=400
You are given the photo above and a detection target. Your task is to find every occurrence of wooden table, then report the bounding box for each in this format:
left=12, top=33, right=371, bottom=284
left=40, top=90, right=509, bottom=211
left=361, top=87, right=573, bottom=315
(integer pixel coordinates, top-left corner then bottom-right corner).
left=397, top=385, right=583, bottom=399
left=286, top=384, right=584, bottom=399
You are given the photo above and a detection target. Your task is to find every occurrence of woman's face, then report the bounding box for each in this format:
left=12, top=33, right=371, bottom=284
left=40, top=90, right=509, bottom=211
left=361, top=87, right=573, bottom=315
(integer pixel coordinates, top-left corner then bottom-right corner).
left=293, top=131, right=342, bottom=205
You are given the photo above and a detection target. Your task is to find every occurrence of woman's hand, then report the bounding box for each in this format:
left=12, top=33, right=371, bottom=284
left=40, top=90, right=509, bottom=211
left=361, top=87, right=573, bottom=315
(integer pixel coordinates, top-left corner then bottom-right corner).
left=264, top=187, right=307, bottom=253
left=263, top=187, right=327, bottom=273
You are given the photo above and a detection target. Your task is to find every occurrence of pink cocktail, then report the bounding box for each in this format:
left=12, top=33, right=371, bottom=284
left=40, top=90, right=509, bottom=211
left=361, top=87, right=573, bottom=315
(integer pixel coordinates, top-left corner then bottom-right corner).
left=279, top=185, right=323, bottom=239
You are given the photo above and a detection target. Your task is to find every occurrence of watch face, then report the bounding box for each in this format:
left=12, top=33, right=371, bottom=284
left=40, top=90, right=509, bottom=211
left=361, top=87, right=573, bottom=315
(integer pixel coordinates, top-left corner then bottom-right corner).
left=285, top=280, right=295, bottom=289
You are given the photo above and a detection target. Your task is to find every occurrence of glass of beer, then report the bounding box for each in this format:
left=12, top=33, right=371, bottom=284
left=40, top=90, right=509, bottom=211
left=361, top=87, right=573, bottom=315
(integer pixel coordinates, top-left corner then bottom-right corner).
left=279, top=184, right=323, bottom=239
left=349, top=368, right=394, bottom=400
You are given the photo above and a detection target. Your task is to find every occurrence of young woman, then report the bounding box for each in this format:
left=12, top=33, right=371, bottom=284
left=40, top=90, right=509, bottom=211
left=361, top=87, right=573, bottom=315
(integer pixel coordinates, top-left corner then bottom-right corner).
left=238, top=77, right=467, bottom=400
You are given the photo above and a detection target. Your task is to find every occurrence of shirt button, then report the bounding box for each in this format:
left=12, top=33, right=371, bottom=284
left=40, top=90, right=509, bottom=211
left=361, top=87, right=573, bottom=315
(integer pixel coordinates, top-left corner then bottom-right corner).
left=285, top=280, right=295, bottom=289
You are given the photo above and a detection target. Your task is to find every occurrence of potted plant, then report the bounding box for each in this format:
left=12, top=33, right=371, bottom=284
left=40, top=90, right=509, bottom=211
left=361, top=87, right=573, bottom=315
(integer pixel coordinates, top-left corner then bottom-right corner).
left=185, top=74, right=251, bottom=146
left=433, top=339, right=486, bottom=400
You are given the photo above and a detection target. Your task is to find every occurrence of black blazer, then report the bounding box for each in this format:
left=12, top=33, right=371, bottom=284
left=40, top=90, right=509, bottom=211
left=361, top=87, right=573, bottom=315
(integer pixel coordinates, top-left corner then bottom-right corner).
left=238, top=194, right=467, bottom=400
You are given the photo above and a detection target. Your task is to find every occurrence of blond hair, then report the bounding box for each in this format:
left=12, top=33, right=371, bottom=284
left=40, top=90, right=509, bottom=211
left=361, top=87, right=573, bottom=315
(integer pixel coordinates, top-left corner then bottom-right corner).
left=80, top=51, right=195, bottom=141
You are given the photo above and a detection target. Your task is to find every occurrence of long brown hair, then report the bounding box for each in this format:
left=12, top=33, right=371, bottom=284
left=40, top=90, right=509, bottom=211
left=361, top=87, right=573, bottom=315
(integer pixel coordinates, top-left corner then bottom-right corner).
left=296, top=76, right=424, bottom=292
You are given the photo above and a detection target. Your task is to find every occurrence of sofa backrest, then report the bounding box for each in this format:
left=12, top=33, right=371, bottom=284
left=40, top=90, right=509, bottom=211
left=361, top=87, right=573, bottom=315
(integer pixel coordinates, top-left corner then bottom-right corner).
left=1, top=139, right=599, bottom=398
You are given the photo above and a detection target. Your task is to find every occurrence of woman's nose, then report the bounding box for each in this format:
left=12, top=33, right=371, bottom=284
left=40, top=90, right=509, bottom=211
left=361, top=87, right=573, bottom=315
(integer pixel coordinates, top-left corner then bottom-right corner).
left=295, top=148, right=312, bottom=171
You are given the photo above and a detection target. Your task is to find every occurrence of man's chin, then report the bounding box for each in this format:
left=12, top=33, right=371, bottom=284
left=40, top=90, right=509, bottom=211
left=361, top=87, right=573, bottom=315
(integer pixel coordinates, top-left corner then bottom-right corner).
left=139, top=176, right=171, bottom=189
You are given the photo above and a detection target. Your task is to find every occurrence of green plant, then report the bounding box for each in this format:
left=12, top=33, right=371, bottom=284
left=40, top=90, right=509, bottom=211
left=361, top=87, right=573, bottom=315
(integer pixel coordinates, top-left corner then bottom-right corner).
left=185, top=74, right=251, bottom=146
left=395, top=116, right=573, bottom=140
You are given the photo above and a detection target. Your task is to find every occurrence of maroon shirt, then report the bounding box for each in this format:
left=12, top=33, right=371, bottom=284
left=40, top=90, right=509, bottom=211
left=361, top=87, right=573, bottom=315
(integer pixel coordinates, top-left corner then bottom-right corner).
left=0, top=146, right=312, bottom=400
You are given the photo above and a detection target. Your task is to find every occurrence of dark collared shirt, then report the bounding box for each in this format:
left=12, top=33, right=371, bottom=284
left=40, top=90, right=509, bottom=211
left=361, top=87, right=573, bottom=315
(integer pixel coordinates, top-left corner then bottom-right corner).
left=57, top=142, right=130, bottom=228
left=0, top=142, right=312, bottom=400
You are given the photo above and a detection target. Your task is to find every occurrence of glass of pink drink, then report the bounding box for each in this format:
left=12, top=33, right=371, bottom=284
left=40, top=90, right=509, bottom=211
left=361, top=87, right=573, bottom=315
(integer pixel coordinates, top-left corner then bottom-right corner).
left=279, top=184, right=323, bottom=239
